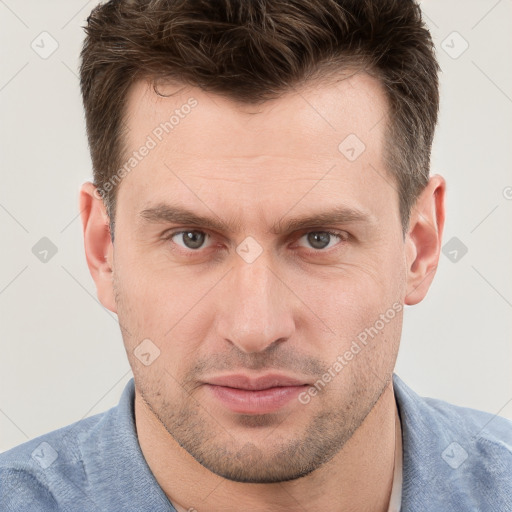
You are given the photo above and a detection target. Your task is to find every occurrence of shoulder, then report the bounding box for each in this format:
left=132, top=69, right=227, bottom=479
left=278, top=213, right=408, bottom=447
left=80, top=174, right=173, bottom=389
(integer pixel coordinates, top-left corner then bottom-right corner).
left=0, top=412, right=107, bottom=512
left=419, top=387, right=512, bottom=479
left=0, top=467, right=60, bottom=512
left=393, top=373, right=512, bottom=509
left=394, top=373, right=512, bottom=448
left=0, top=379, right=150, bottom=512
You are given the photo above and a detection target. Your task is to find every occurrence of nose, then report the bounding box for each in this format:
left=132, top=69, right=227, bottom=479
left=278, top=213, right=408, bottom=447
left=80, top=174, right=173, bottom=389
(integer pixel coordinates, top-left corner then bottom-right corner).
left=215, top=252, right=296, bottom=354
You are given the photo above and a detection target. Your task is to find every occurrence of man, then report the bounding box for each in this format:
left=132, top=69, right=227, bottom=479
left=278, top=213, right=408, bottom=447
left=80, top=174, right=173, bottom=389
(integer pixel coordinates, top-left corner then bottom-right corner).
left=1, top=0, right=511, bottom=510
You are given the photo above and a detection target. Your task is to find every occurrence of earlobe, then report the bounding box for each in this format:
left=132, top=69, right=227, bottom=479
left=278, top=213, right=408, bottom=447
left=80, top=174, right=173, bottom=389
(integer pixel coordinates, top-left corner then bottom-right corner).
left=79, top=182, right=117, bottom=313
left=404, top=175, right=446, bottom=306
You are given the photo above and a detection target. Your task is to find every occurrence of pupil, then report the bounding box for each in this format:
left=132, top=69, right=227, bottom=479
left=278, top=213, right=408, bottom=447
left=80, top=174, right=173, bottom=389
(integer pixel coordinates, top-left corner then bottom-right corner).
left=183, top=231, right=205, bottom=249
left=308, top=232, right=330, bottom=249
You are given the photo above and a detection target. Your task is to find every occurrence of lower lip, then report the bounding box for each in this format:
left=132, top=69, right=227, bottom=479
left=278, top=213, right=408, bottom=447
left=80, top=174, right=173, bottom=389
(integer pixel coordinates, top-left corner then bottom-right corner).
left=205, top=384, right=308, bottom=415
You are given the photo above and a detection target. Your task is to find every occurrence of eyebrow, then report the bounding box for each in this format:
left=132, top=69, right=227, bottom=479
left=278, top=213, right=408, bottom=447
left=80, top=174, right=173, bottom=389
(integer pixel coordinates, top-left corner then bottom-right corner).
left=138, top=203, right=373, bottom=236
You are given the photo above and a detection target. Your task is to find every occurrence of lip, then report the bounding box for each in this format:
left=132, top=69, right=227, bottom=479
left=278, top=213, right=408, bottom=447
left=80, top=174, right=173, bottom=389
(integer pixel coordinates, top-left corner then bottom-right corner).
left=203, top=373, right=310, bottom=415
left=205, top=373, right=309, bottom=390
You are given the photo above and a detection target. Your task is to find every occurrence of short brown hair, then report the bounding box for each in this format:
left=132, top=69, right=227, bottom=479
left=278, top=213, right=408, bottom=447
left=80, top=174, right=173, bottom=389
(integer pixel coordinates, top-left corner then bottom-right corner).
left=80, top=0, right=439, bottom=238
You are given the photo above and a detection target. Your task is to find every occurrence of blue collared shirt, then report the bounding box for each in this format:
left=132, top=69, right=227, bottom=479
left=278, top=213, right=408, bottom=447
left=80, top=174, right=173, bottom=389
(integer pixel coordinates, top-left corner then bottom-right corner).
left=1, top=374, right=511, bottom=511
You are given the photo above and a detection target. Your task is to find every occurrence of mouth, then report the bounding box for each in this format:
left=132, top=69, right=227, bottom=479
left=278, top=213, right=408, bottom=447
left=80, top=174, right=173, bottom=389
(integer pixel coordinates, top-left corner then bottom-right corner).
left=202, top=374, right=311, bottom=415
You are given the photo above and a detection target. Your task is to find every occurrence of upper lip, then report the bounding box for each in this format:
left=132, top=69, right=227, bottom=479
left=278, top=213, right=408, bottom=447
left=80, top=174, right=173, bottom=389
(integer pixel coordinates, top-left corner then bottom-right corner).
left=204, top=374, right=310, bottom=391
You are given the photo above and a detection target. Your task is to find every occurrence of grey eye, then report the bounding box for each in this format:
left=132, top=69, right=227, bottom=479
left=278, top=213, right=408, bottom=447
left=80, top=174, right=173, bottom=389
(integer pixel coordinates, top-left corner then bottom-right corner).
left=307, top=232, right=330, bottom=249
left=297, top=231, right=345, bottom=250
left=172, top=230, right=209, bottom=250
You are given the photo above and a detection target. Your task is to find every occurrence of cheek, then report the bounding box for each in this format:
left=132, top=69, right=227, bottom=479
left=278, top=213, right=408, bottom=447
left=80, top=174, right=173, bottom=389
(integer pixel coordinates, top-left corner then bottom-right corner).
left=295, top=255, right=404, bottom=369
left=113, top=259, right=211, bottom=375
left=311, top=259, right=402, bottom=326
left=113, top=262, right=170, bottom=362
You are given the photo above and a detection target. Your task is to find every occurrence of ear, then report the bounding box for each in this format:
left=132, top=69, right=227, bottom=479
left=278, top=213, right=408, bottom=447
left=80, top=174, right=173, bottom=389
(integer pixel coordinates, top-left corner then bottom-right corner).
left=404, top=174, right=446, bottom=305
left=79, top=182, right=117, bottom=313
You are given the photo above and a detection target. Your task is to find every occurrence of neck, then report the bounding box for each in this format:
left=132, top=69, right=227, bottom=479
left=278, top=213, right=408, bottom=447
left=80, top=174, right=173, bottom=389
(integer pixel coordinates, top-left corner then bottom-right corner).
left=135, top=381, right=397, bottom=512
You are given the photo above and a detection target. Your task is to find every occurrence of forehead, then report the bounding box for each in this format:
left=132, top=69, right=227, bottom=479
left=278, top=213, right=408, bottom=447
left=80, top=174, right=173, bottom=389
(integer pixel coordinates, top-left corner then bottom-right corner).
left=116, top=72, right=397, bottom=233
left=123, top=71, right=388, bottom=160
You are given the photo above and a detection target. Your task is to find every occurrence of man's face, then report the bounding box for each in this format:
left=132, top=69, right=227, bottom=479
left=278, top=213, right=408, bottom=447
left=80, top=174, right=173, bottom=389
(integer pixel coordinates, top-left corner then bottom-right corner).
left=111, top=73, right=407, bottom=483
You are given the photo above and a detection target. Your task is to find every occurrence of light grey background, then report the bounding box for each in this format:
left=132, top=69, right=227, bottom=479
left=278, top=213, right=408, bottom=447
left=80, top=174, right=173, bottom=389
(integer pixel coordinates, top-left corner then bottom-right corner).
left=1, top=0, right=511, bottom=452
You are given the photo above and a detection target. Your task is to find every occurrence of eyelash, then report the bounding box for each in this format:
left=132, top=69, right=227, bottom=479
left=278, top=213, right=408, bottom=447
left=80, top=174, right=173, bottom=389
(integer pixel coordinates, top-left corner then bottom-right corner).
left=162, top=229, right=349, bottom=255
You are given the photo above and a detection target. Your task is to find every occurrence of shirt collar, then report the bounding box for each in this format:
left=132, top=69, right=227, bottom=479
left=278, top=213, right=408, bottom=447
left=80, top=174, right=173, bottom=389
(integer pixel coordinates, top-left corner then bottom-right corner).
left=78, top=378, right=176, bottom=511
left=387, top=395, right=403, bottom=512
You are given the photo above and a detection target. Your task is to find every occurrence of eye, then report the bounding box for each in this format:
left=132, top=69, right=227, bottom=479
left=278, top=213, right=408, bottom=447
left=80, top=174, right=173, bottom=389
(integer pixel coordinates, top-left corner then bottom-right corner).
left=168, top=230, right=212, bottom=250
left=296, top=230, right=348, bottom=251
left=164, top=229, right=348, bottom=254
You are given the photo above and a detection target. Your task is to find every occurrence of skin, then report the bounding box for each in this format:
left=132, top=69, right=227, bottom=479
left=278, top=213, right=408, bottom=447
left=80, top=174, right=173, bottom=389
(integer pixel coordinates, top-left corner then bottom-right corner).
left=80, top=71, right=445, bottom=511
